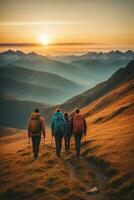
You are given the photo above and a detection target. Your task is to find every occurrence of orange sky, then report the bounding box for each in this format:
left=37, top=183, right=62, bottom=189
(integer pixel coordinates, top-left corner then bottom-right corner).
left=0, top=0, right=134, bottom=55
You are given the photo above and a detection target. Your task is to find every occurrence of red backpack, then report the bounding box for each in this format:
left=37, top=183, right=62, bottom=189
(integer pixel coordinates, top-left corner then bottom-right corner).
left=73, top=114, right=85, bottom=134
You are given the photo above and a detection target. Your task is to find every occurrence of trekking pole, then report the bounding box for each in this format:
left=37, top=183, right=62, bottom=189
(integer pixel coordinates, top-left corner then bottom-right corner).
left=29, top=137, right=30, bottom=159
left=44, top=138, right=45, bottom=149
left=82, top=135, right=85, bottom=144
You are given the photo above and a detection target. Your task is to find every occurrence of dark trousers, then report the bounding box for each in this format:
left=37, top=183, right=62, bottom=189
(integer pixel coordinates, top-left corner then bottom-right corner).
left=54, top=134, right=63, bottom=157
left=31, top=135, right=41, bottom=159
left=74, top=133, right=83, bottom=156
left=64, top=136, right=71, bottom=152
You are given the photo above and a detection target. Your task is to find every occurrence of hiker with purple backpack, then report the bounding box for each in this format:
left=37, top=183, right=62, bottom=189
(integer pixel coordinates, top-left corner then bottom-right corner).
left=64, top=112, right=72, bottom=154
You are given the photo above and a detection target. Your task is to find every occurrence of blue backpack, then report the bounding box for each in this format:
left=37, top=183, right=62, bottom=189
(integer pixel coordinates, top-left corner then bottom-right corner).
left=54, top=115, right=65, bottom=134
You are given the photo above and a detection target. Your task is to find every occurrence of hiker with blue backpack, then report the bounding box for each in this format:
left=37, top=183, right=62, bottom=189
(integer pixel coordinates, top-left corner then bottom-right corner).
left=51, top=108, right=66, bottom=157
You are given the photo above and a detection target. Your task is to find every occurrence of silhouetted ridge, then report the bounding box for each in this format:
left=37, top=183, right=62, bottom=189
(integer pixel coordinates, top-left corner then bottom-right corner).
left=107, top=59, right=134, bottom=86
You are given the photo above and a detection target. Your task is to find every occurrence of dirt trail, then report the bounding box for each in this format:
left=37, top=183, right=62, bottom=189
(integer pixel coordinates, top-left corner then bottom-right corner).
left=0, top=131, right=110, bottom=200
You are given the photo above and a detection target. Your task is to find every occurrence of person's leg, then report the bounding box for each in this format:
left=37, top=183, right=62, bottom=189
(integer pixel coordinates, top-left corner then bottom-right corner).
left=68, top=136, right=71, bottom=151
left=74, top=133, right=82, bottom=156
left=77, top=133, right=82, bottom=156
left=31, top=136, right=36, bottom=158
left=64, top=136, right=68, bottom=153
left=58, top=134, right=63, bottom=156
left=34, top=136, right=41, bottom=159
left=55, top=135, right=60, bottom=157
left=74, top=134, right=78, bottom=156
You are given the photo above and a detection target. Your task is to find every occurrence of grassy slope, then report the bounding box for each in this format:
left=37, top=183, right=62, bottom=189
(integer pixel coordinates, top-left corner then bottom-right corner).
left=0, top=78, right=134, bottom=200
left=0, top=127, right=110, bottom=200
left=79, top=80, right=134, bottom=199
left=80, top=80, right=134, bottom=173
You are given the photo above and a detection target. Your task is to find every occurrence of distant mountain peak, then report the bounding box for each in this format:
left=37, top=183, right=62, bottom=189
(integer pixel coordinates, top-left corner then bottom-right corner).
left=15, top=50, right=25, bottom=56
left=27, top=51, right=38, bottom=56
left=125, top=50, right=134, bottom=55
left=2, top=49, right=15, bottom=55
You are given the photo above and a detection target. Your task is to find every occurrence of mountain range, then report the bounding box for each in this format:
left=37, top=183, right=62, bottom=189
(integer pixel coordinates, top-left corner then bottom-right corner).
left=43, top=59, right=134, bottom=122
left=1, top=50, right=133, bottom=90
left=0, top=51, right=133, bottom=200
left=0, top=50, right=89, bottom=85
left=54, top=50, right=134, bottom=63
left=0, top=58, right=133, bottom=128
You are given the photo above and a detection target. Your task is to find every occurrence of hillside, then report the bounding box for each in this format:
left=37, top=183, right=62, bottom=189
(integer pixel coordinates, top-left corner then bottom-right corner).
left=0, top=66, right=84, bottom=93
left=71, top=59, right=130, bottom=82
left=81, top=79, right=134, bottom=172
left=54, top=51, right=134, bottom=84
left=0, top=78, right=134, bottom=200
left=1, top=50, right=133, bottom=89
left=0, top=76, right=73, bottom=104
left=0, top=127, right=112, bottom=200
left=0, top=59, right=133, bottom=200
left=0, top=50, right=90, bottom=85
left=0, top=99, right=47, bottom=128
left=42, top=59, right=134, bottom=199
left=79, top=79, right=134, bottom=199
left=60, top=59, right=134, bottom=112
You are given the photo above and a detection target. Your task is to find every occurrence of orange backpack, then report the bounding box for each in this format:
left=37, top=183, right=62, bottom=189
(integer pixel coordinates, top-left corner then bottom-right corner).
left=30, top=117, right=41, bottom=134
left=73, top=114, right=85, bottom=134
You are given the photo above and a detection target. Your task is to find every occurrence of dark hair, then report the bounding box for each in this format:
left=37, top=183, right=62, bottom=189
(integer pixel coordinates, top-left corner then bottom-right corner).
left=56, top=108, right=61, bottom=112
left=64, top=112, right=69, bottom=118
left=75, top=108, right=80, bottom=113
left=34, top=108, right=40, bottom=113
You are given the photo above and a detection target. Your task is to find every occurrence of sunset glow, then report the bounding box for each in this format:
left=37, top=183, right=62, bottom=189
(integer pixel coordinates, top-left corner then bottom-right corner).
left=38, top=35, right=50, bottom=46
left=0, top=0, right=133, bottom=55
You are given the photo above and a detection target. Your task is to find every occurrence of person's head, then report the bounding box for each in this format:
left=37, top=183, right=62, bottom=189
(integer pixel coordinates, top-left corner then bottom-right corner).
left=74, top=108, right=80, bottom=114
left=34, top=108, right=40, bottom=113
left=55, top=108, right=61, bottom=113
left=64, top=112, right=69, bottom=119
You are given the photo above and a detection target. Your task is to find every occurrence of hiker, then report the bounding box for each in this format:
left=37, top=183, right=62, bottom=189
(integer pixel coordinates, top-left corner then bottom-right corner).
left=51, top=108, right=66, bottom=157
left=28, top=108, right=45, bottom=160
left=73, top=108, right=87, bottom=157
left=64, top=112, right=72, bottom=154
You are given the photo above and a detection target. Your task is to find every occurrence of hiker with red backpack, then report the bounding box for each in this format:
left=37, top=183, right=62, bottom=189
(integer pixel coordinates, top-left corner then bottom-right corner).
left=73, top=108, right=87, bottom=157
left=51, top=108, right=66, bottom=157
left=64, top=112, right=72, bottom=154
left=28, top=108, right=46, bottom=160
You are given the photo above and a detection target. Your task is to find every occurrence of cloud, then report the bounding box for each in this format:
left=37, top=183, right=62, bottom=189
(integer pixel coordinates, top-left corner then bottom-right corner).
left=0, top=21, right=87, bottom=26
left=0, top=42, right=103, bottom=47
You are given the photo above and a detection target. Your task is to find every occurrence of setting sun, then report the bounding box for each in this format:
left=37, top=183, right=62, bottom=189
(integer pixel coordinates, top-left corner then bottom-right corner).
left=38, top=35, right=50, bottom=46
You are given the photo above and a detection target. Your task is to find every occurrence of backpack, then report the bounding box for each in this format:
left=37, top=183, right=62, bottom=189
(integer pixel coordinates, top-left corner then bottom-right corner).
left=30, top=117, right=41, bottom=134
left=65, top=119, right=72, bottom=136
left=73, top=114, right=85, bottom=134
left=54, top=115, right=65, bottom=134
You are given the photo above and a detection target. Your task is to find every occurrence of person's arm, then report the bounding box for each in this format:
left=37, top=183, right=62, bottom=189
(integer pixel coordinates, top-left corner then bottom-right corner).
left=83, top=117, right=87, bottom=136
left=50, top=116, right=55, bottom=136
left=27, top=119, right=31, bottom=138
left=70, top=115, right=74, bottom=134
left=63, top=118, right=67, bottom=135
left=41, top=118, right=46, bottom=138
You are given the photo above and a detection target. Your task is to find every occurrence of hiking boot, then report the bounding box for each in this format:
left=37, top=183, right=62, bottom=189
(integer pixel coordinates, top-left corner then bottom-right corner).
left=34, top=156, right=38, bottom=160
left=56, top=153, right=61, bottom=158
